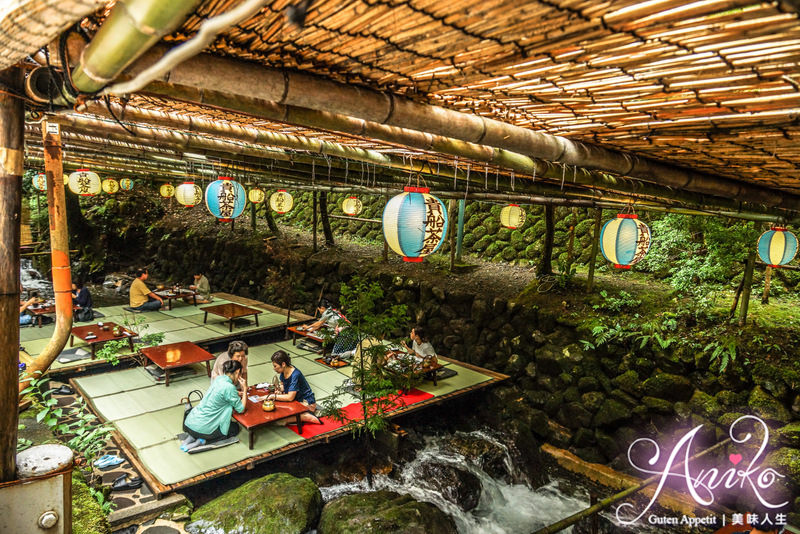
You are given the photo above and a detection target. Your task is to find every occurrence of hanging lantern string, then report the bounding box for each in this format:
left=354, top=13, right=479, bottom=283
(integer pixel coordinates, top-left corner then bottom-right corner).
left=532, top=164, right=536, bottom=184
left=560, top=165, right=566, bottom=190
left=453, top=156, right=458, bottom=190
left=463, top=165, right=470, bottom=201
left=495, top=169, right=499, bottom=190
left=573, top=165, right=577, bottom=184
left=511, top=170, right=515, bottom=191
left=484, top=165, right=489, bottom=190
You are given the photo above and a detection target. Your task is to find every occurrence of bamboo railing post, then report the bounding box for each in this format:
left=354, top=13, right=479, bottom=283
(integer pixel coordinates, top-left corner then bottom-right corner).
left=448, top=199, right=457, bottom=271
left=320, top=192, right=334, bottom=246
left=250, top=202, right=256, bottom=231
left=456, top=199, right=465, bottom=262
left=312, top=191, right=318, bottom=253
left=761, top=265, right=772, bottom=304
left=738, top=249, right=756, bottom=326
left=539, top=204, right=555, bottom=276
left=0, top=65, right=23, bottom=482
left=586, top=209, right=602, bottom=293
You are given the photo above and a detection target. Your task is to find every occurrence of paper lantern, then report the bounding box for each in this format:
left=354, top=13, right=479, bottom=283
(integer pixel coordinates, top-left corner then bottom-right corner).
left=119, top=178, right=134, bottom=191
left=160, top=183, right=175, bottom=198
left=248, top=187, right=266, bottom=204
left=101, top=178, right=120, bottom=194
left=599, top=214, right=651, bottom=269
left=758, top=227, right=798, bottom=267
left=270, top=189, right=294, bottom=214
left=67, top=169, right=101, bottom=196
left=342, top=196, right=363, bottom=216
left=382, top=186, right=448, bottom=262
left=500, top=204, right=526, bottom=229
left=175, top=182, right=202, bottom=207
left=205, top=177, right=246, bottom=222
left=33, top=173, right=47, bottom=192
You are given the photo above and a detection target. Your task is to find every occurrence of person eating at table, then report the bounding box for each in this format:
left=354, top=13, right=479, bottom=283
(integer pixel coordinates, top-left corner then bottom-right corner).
left=188, top=270, right=212, bottom=304
left=268, top=350, right=322, bottom=425
left=211, top=340, right=248, bottom=390
left=19, top=296, right=38, bottom=326
left=301, top=298, right=348, bottom=333
left=401, top=326, right=437, bottom=365
left=72, top=279, right=94, bottom=322
left=129, top=267, right=164, bottom=311
left=181, top=359, right=246, bottom=452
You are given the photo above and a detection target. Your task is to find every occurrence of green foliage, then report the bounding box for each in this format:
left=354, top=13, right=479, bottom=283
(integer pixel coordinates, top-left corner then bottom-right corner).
left=593, top=290, right=642, bottom=313
left=703, top=338, right=738, bottom=373
left=582, top=316, right=678, bottom=353
left=95, top=313, right=164, bottom=365
left=88, top=484, right=116, bottom=515
left=17, top=423, right=32, bottom=452
left=639, top=214, right=760, bottom=293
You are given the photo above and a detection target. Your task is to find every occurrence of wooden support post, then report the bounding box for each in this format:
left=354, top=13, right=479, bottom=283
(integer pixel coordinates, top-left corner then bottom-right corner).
left=264, top=205, right=279, bottom=234
left=455, top=199, right=466, bottom=262
left=539, top=204, right=555, bottom=276
left=312, top=191, right=318, bottom=253
left=448, top=200, right=457, bottom=271
left=320, top=192, right=334, bottom=246
left=0, top=65, right=23, bottom=482
left=250, top=202, right=257, bottom=231
left=586, top=209, right=602, bottom=293
left=566, top=207, right=577, bottom=265
left=761, top=265, right=772, bottom=304
left=739, top=249, right=756, bottom=327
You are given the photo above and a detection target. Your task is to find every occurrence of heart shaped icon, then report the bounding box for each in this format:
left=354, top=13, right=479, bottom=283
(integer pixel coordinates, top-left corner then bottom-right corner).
left=729, top=453, right=743, bottom=466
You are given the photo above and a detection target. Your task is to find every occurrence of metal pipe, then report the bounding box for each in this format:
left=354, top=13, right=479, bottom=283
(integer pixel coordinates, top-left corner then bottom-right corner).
left=21, top=120, right=73, bottom=390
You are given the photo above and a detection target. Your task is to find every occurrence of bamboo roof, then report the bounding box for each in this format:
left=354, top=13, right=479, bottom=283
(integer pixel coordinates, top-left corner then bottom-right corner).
left=154, top=0, right=800, bottom=194
left=12, top=0, right=800, bottom=206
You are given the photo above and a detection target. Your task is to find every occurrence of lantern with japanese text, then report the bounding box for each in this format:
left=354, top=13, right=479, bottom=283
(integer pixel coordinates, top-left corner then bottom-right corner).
left=342, top=196, right=363, bottom=216
left=160, top=183, right=175, bottom=198
left=382, top=186, right=448, bottom=262
left=101, top=178, right=120, bottom=194
left=175, top=182, right=202, bottom=207
left=33, top=173, right=47, bottom=192
left=500, top=204, right=526, bottom=229
left=248, top=187, right=266, bottom=204
left=119, top=178, right=134, bottom=191
left=205, top=177, right=246, bottom=222
left=757, top=227, right=797, bottom=267
left=599, top=214, right=651, bottom=269
left=270, top=189, right=293, bottom=214
left=67, top=169, right=101, bottom=196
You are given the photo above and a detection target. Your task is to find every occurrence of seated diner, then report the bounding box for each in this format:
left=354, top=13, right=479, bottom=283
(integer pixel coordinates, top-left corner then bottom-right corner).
left=129, top=268, right=164, bottom=311
left=301, top=298, right=348, bottom=334
left=401, top=326, right=437, bottom=365
left=210, top=340, right=249, bottom=390
left=181, top=359, right=246, bottom=451
left=188, top=271, right=212, bottom=304
left=268, top=350, right=322, bottom=425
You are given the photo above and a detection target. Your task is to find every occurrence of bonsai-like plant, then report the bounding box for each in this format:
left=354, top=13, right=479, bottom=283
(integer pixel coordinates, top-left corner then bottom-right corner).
left=94, top=313, right=164, bottom=365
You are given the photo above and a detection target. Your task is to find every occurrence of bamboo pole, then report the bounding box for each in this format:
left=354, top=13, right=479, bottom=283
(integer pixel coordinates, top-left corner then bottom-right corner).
left=312, top=191, right=318, bottom=253
left=456, top=199, right=466, bottom=262
left=738, top=249, right=757, bottom=327
left=0, top=66, right=23, bottom=482
left=320, top=192, right=334, bottom=246
left=124, top=51, right=800, bottom=211
left=539, top=205, right=555, bottom=276
left=448, top=199, right=457, bottom=271
left=264, top=205, right=279, bottom=234
left=586, top=209, right=602, bottom=293
left=23, top=120, right=74, bottom=394
left=250, top=202, right=257, bottom=232
left=761, top=266, right=772, bottom=305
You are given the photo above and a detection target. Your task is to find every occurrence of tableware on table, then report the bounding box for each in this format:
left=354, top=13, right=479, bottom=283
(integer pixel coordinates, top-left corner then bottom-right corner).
left=262, top=399, right=275, bottom=412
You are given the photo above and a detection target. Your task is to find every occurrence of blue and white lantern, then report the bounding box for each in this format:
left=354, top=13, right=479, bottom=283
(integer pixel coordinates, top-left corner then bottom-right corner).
left=382, top=186, right=449, bottom=262
left=119, top=178, right=134, bottom=191
left=599, top=214, right=651, bottom=269
left=205, top=177, right=246, bottom=222
left=758, top=227, right=797, bottom=267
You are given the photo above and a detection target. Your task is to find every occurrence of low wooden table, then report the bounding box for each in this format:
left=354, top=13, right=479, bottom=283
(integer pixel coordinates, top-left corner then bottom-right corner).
left=70, top=322, right=135, bottom=359
left=139, top=341, right=214, bottom=387
left=28, top=303, right=80, bottom=327
left=385, top=350, right=444, bottom=386
left=154, top=289, right=197, bottom=310
left=201, top=303, right=262, bottom=332
left=234, top=389, right=309, bottom=449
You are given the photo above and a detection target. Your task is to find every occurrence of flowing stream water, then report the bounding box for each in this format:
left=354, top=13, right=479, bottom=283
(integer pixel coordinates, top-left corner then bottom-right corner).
left=320, top=430, right=593, bottom=534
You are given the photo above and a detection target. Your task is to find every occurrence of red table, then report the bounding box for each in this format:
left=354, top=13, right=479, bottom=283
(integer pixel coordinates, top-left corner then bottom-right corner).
left=154, top=289, right=197, bottom=310
left=28, top=303, right=80, bottom=327
left=233, top=387, right=309, bottom=449
left=202, top=303, right=262, bottom=332
left=139, top=341, right=215, bottom=387
left=70, top=322, right=135, bottom=359
left=286, top=325, right=328, bottom=358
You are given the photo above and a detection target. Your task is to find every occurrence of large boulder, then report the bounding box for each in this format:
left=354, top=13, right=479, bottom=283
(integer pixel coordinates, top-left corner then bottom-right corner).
left=417, top=461, right=482, bottom=511
left=593, top=399, right=632, bottom=427
left=642, top=373, right=693, bottom=401
left=318, top=491, right=457, bottom=534
left=777, top=422, right=800, bottom=447
left=749, top=386, right=792, bottom=424
left=188, top=473, right=322, bottom=534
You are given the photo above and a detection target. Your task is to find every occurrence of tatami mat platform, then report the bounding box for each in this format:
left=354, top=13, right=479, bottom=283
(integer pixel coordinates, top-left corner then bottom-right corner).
left=19, top=293, right=310, bottom=374
left=70, top=338, right=506, bottom=496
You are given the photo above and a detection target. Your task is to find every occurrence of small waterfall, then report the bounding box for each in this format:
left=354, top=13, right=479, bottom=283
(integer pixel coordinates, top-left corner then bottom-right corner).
left=20, top=259, right=53, bottom=299
left=320, top=430, right=591, bottom=534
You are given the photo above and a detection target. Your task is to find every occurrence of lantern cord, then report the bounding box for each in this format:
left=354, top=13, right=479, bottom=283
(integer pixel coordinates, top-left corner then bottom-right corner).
left=495, top=170, right=499, bottom=190
left=511, top=171, right=515, bottom=191
left=326, top=156, right=331, bottom=181
left=484, top=165, right=489, bottom=190
left=532, top=164, right=536, bottom=183
left=560, top=165, right=566, bottom=191
left=573, top=165, right=577, bottom=184
left=463, top=167, right=470, bottom=200
left=453, top=156, right=458, bottom=190
left=103, top=95, right=137, bottom=137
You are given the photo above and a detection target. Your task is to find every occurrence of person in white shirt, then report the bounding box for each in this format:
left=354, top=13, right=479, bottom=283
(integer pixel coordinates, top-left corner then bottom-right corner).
left=402, top=326, right=437, bottom=363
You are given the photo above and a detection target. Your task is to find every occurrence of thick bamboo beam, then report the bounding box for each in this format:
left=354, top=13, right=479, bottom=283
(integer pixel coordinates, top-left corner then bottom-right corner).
left=23, top=121, right=73, bottom=391
left=117, top=50, right=800, bottom=211
left=0, top=66, right=23, bottom=482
